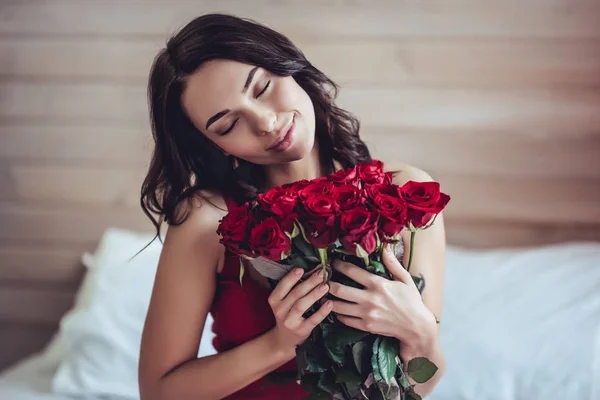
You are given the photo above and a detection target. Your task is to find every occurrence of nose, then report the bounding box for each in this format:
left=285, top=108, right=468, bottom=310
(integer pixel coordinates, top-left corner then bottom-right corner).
left=247, top=104, right=276, bottom=136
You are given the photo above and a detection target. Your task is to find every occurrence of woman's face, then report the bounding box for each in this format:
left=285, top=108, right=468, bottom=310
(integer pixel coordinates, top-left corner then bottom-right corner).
left=181, top=59, right=316, bottom=165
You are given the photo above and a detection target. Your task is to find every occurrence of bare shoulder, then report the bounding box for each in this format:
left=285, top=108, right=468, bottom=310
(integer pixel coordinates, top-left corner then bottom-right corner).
left=384, top=161, right=435, bottom=186
left=163, top=189, right=228, bottom=272
left=139, top=189, right=228, bottom=389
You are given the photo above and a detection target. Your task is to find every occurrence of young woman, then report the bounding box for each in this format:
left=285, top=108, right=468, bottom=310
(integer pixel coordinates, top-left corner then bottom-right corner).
left=138, top=13, right=446, bottom=400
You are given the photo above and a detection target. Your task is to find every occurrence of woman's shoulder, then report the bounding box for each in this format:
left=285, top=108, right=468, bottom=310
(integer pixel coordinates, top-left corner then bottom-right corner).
left=163, top=189, right=228, bottom=272
left=384, top=161, right=435, bottom=185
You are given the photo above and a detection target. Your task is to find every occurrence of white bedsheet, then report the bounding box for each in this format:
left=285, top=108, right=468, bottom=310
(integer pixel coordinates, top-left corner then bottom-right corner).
left=0, top=353, right=131, bottom=400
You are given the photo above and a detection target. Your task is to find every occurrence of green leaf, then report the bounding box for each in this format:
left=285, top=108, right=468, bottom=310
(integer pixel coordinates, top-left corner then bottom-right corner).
left=377, top=337, right=399, bottom=385
left=407, top=357, right=438, bottom=384
left=371, top=337, right=383, bottom=382
left=355, top=243, right=370, bottom=268
left=238, top=258, right=245, bottom=286
left=293, top=234, right=315, bottom=258
left=405, top=387, right=423, bottom=400
left=297, top=340, right=329, bottom=373
left=352, top=341, right=368, bottom=378
left=334, top=366, right=362, bottom=384
left=317, top=370, right=338, bottom=394
left=317, top=248, right=328, bottom=280
left=290, top=222, right=300, bottom=239
left=287, top=256, right=310, bottom=269
left=322, top=324, right=369, bottom=364
left=396, top=368, right=411, bottom=389
left=369, top=260, right=386, bottom=274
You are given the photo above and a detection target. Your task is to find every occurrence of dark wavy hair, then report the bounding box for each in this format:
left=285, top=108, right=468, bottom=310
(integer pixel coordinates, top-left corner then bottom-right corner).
left=140, top=13, right=372, bottom=240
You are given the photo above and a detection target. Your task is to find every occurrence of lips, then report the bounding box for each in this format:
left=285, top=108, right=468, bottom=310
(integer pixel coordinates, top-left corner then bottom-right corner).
left=267, top=117, right=294, bottom=151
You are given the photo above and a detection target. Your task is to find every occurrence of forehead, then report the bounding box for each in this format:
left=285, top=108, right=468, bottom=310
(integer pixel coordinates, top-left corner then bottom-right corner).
left=181, top=59, right=254, bottom=128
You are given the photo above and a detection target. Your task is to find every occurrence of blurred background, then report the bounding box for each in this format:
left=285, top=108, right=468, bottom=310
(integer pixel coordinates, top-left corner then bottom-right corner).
left=0, top=1, right=599, bottom=398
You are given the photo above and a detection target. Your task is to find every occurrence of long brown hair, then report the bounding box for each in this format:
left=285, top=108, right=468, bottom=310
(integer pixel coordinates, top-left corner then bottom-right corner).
left=141, top=13, right=372, bottom=241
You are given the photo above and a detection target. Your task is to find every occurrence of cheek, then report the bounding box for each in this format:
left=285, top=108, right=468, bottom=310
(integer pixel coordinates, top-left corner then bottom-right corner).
left=277, top=78, right=315, bottom=124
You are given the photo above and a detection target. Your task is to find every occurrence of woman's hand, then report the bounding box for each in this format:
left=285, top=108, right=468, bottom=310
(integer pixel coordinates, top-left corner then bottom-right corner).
left=267, top=267, right=333, bottom=354
left=329, top=246, right=437, bottom=349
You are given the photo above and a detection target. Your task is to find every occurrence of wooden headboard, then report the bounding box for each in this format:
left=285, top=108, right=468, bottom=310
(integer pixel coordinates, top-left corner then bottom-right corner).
left=1, top=1, right=599, bottom=371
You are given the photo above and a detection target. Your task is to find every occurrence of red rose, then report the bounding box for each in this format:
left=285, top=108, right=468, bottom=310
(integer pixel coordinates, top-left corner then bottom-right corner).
left=364, top=183, right=400, bottom=200
left=339, top=206, right=379, bottom=255
left=249, top=217, right=291, bottom=261
left=297, top=181, right=335, bottom=201
left=359, top=160, right=391, bottom=185
left=257, top=186, right=297, bottom=217
left=217, top=203, right=254, bottom=257
left=364, top=183, right=407, bottom=239
left=282, top=179, right=311, bottom=192
left=399, top=180, right=451, bottom=228
left=279, top=213, right=299, bottom=235
left=301, top=194, right=339, bottom=224
left=302, top=218, right=338, bottom=249
left=331, top=184, right=364, bottom=211
left=372, top=194, right=408, bottom=240
left=329, top=166, right=359, bottom=186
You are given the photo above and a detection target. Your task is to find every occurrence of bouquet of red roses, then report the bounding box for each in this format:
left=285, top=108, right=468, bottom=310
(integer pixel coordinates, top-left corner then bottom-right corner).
left=217, top=160, right=450, bottom=400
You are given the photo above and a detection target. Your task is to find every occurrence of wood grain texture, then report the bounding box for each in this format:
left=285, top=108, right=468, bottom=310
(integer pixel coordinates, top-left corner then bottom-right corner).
left=0, top=0, right=599, bottom=369
left=0, top=243, right=87, bottom=286
left=2, top=38, right=600, bottom=88
left=1, top=1, right=599, bottom=39
left=0, top=323, right=58, bottom=373
left=3, top=82, right=600, bottom=131
left=0, top=287, right=75, bottom=324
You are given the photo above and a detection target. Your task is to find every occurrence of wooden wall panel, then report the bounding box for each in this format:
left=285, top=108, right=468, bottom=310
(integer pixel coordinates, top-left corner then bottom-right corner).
left=0, top=0, right=599, bottom=371
left=3, top=38, right=600, bottom=88
left=1, top=2, right=599, bottom=39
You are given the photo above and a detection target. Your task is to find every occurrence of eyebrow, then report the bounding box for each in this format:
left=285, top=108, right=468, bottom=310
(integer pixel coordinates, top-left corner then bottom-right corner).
left=205, top=66, right=260, bottom=130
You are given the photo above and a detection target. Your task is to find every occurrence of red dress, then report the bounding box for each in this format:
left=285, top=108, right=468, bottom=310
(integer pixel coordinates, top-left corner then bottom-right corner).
left=209, top=195, right=310, bottom=399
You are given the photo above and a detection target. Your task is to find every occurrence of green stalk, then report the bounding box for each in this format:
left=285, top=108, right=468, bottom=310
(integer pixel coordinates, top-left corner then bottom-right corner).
left=407, top=231, right=416, bottom=273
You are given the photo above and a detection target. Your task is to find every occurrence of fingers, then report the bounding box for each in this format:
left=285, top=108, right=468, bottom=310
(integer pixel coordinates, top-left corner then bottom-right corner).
left=278, top=269, right=325, bottom=315
left=329, top=281, right=368, bottom=303
left=382, top=245, right=412, bottom=284
left=332, top=259, right=377, bottom=288
left=300, top=299, right=333, bottom=336
left=287, top=282, right=330, bottom=322
left=330, top=300, right=360, bottom=318
left=269, top=267, right=303, bottom=304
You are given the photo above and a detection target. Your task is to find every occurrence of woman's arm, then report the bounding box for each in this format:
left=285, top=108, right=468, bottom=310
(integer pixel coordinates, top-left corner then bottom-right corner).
left=138, top=197, right=295, bottom=400
left=394, top=164, right=447, bottom=397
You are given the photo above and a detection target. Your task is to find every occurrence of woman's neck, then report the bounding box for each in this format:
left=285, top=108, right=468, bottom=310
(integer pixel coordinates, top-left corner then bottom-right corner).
left=263, top=144, right=327, bottom=190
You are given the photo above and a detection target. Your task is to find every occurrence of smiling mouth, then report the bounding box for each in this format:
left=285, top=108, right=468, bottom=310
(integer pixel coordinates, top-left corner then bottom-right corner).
left=267, top=116, right=295, bottom=151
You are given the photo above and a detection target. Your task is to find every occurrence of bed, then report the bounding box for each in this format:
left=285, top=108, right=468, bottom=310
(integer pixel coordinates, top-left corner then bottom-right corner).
left=1, top=228, right=599, bottom=400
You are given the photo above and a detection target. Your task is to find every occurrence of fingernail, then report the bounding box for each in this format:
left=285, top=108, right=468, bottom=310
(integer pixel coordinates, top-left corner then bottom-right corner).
left=317, top=269, right=324, bottom=278
left=320, top=284, right=329, bottom=292
left=324, top=300, right=333, bottom=308
left=295, top=268, right=303, bottom=276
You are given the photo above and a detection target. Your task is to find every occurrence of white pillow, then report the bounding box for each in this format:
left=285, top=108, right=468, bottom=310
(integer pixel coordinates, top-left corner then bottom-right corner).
left=50, top=227, right=217, bottom=399
left=429, top=242, right=600, bottom=400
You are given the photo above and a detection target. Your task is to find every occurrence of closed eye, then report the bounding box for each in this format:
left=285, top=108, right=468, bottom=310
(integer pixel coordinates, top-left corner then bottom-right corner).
left=256, top=81, right=271, bottom=98
left=219, top=118, right=239, bottom=136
